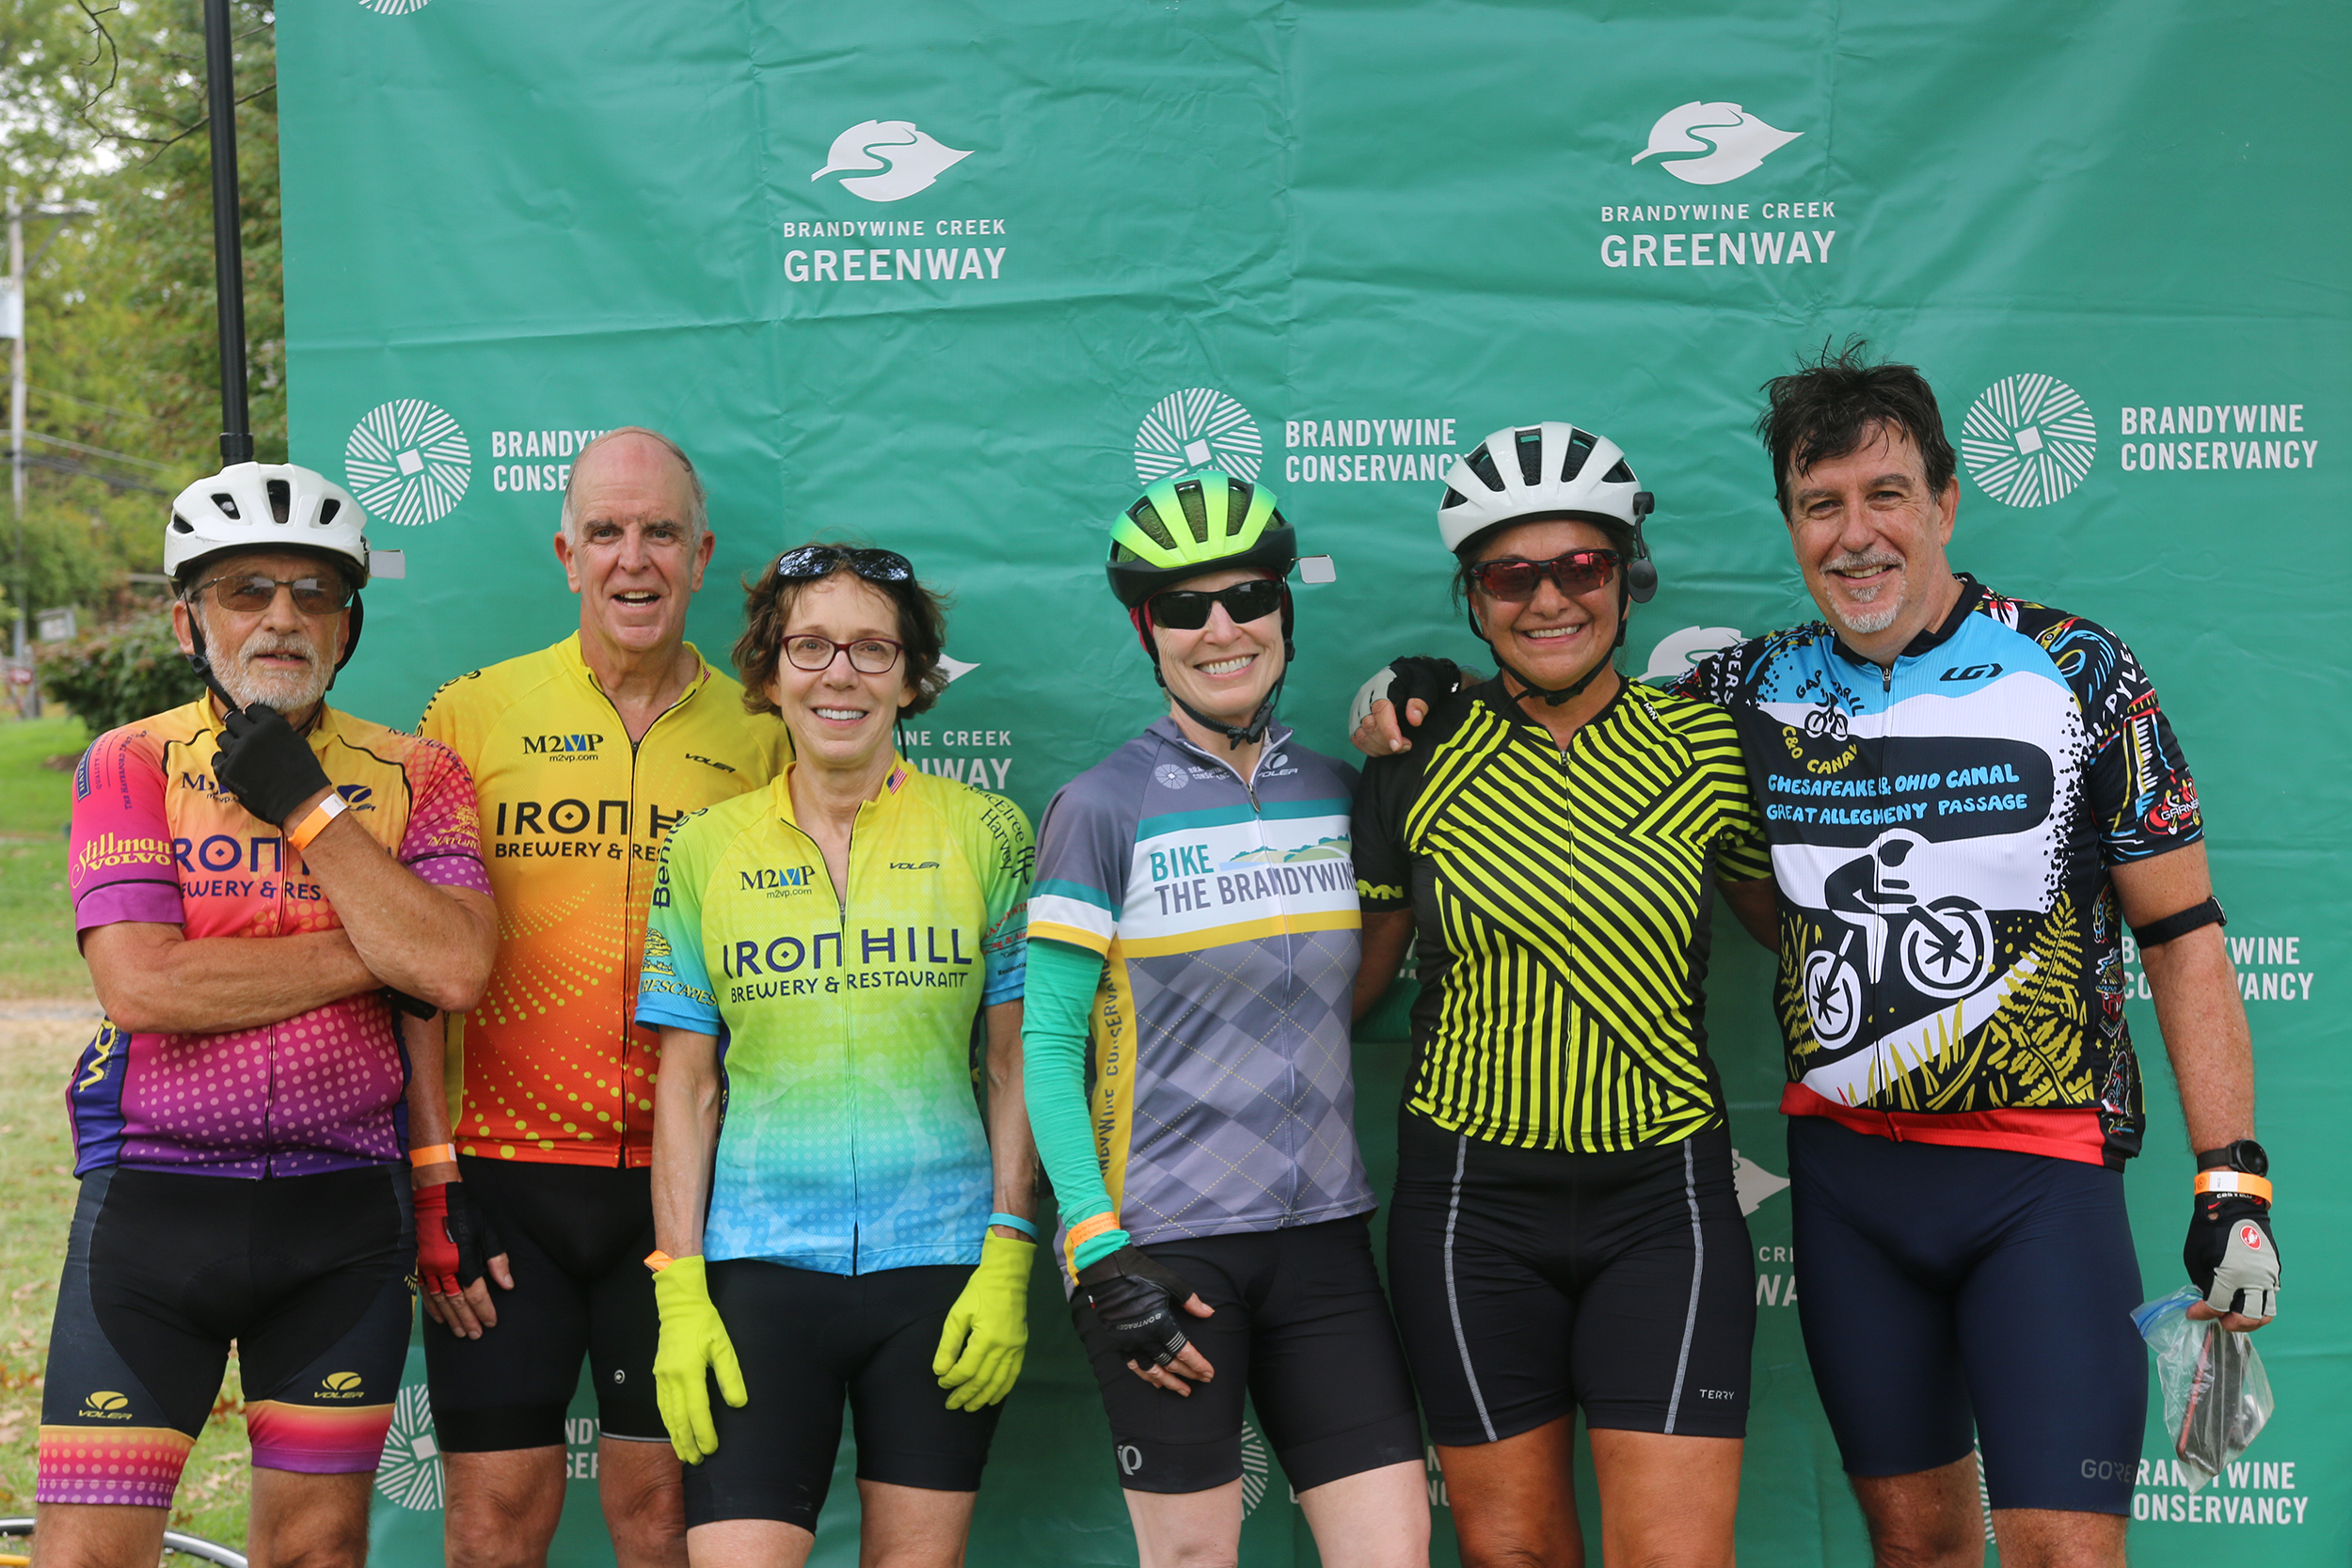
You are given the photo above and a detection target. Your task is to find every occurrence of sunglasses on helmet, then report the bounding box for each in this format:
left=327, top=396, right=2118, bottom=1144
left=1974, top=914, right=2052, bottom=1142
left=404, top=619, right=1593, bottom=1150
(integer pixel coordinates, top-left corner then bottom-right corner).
left=1148, top=578, right=1287, bottom=631
left=1467, top=549, right=1623, bottom=602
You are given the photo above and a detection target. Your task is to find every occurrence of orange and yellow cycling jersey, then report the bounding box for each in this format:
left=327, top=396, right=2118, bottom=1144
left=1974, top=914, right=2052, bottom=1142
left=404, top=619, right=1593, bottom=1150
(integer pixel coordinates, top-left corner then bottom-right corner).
left=418, top=634, right=791, bottom=1167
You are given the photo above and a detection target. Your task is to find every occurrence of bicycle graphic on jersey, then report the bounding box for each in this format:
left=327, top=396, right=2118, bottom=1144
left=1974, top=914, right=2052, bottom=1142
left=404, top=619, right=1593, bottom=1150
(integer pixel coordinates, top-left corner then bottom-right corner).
left=1802, top=836, right=1995, bottom=1053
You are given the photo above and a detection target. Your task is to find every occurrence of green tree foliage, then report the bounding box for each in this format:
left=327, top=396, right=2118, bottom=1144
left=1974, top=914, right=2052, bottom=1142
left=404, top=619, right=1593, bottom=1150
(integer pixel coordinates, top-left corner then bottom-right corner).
left=36, top=604, right=197, bottom=731
left=0, top=1, right=281, bottom=626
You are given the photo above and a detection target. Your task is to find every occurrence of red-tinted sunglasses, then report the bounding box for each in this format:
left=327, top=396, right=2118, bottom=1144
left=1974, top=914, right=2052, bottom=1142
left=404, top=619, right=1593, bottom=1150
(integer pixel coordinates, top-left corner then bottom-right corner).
left=1467, top=548, right=1623, bottom=601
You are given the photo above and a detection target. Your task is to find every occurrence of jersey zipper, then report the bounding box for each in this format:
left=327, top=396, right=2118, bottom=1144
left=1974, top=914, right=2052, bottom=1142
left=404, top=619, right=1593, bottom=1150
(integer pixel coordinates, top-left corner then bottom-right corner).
left=1169, top=730, right=1304, bottom=1221
left=597, top=673, right=701, bottom=1167
left=780, top=805, right=863, bottom=1270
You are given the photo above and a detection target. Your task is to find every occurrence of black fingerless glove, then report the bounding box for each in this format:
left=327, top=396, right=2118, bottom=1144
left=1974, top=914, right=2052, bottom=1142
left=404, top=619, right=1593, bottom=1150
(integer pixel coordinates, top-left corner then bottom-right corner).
left=1386, top=657, right=1464, bottom=728
left=214, top=704, right=333, bottom=829
left=1075, top=1245, right=1198, bottom=1369
left=2185, top=1193, right=2280, bottom=1319
left=443, top=1181, right=505, bottom=1290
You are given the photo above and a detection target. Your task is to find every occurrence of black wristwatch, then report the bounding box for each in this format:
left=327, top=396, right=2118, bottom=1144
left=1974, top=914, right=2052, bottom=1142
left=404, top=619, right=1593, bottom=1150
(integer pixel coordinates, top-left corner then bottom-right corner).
left=2195, top=1138, right=2268, bottom=1176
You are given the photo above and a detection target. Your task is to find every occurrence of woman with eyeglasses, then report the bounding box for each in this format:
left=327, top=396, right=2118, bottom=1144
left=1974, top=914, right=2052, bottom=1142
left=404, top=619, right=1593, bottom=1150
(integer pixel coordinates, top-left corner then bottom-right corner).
left=1345, top=423, right=1776, bottom=1568
left=1022, top=473, right=1431, bottom=1568
left=634, top=543, right=1039, bottom=1568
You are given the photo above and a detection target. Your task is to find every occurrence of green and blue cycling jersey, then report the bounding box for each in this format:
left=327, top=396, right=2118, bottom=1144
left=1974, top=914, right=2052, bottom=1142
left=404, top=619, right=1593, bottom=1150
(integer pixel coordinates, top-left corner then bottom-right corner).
left=635, top=760, right=1032, bottom=1274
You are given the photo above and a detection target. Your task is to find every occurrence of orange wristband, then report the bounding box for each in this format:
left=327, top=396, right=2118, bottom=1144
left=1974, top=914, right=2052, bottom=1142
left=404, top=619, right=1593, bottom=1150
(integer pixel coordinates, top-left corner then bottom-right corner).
left=1062, top=1212, right=1120, bottom=1269
left=644, top=1250, right=675, bottom=1275
left=408, top=1144, right=456, bottom=1167
left=2194, top=1169, right=2273, bottom=1202
left=286, top=792, right=347, bottom=852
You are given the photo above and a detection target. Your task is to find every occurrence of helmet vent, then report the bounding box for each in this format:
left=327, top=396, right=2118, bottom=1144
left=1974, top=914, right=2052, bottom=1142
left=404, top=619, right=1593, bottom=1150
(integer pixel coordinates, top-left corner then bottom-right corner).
left=1175, top=480, right=1209, bottom=545
left=1126, top=498, right=1177, bottom=552
left=1224, top=481, right=1253, bottom=536
left=170, top=514, right=194, bottom=533
left=213, top=493, right=241, bottom=519
left=1561, top=430, right=1597, bottom=483
left=1601, top=459, right=1634, bottom=483
left=319, top=498, right=342, bottom=526
left=1439, top=488, right=1468, bottom=509
left=1464, top=444, right=1502, bottom=493
left=1513, top=429, right=1546, bottom=487
left=266, top=479, right=292, bottom=523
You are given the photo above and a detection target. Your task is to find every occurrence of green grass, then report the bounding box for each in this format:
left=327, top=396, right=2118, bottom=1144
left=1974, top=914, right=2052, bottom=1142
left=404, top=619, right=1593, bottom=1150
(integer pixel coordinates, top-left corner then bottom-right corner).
left=0, top=717, right=95, bottom=1001
left=0, top=1018, right=251, bottom=1545
left=0, top=720, right=250, bottom=1544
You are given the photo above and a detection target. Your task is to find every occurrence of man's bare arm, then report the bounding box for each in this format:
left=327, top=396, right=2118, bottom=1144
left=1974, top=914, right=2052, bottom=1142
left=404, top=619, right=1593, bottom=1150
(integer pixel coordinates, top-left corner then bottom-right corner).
left=293, top=803, right=498, bottom=1011
left=2111, top=844, right=2252, bottom=1151
left=85, top=923, right=382, bottom=1034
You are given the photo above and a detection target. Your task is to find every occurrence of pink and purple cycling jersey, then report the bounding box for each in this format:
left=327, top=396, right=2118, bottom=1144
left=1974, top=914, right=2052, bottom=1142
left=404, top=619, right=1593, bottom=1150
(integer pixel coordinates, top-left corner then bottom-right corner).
left=66, top=697, right=490, bottom=1177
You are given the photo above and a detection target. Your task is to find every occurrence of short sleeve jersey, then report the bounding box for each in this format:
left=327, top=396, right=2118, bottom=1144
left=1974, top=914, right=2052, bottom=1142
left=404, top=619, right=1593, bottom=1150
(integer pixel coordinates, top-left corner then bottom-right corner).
left=1672, top=577, right=2201, bottom=1166
left=66, top=698, right=490, bottom=1177
left=635, top=762, right=1030, bottom=1275
left=1354, top=677, right=1771, bottom=1153
left=417, top=635, right=791, bottom=1167
left=1026, top=720, right=1375, bottom=1252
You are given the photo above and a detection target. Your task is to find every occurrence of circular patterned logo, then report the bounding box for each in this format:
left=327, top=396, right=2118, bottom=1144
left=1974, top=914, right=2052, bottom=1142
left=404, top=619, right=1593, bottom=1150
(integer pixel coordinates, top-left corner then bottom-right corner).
left=1961, top=374, right=2097, bottom=508
left=1238, top=1418, right=1271, bottom=1517
left=374, top=1381, right=443, bottom=1511
left=357, top=0, right=433, bottom=13
left=1135, top=388, right=1262, bottom=486
left=1152, top=764, right=1189, bottom=791
left=347, top=400, right=472, bottom=526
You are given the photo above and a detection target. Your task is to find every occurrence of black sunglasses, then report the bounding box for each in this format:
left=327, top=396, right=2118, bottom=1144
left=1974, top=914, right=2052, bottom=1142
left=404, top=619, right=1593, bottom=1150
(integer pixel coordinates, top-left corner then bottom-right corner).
left=774, top=545, right=914, bottom=583
left=1149, top=578, right=1287, bottom=631
left=1467, top=549, right=1622, bottom=601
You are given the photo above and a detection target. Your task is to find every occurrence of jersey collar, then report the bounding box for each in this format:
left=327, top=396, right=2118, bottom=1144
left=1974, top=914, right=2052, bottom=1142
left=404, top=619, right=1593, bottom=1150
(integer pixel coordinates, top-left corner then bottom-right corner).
left=769, top=753, right=914, bottom=828
left=1827, top=572, right=1985, bottom=669
left=1147, top=715, right=1295, bottom=766
left=557, top=631, right=714, bottom=706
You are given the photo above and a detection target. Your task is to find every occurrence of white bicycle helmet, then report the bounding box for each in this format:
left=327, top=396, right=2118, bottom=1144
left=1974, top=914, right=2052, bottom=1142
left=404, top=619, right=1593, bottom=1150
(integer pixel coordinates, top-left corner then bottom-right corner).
left=165, top=462, right=372, bottom=587
left=1438, top=422, right=1645, bottom=551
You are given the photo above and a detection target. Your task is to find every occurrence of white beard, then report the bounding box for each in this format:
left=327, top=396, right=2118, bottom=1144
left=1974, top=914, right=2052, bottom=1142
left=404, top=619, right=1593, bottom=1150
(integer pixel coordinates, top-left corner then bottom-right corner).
left=217, top=631, right=333, bottom=714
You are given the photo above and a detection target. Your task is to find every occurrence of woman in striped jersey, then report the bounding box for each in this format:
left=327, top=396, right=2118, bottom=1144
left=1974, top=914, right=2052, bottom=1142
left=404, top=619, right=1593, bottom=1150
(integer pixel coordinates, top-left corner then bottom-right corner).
left=1349, top=422, right=1777, bottom=1568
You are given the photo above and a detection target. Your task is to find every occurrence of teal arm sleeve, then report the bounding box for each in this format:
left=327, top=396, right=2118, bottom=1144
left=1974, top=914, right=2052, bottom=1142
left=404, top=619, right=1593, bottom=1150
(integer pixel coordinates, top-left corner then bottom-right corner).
left=1021, top=938, right=1131, bottom=1270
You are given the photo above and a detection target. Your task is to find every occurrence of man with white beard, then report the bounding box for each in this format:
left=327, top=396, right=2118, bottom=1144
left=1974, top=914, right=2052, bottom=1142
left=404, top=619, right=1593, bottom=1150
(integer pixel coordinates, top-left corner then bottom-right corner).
left=42, top=462, right=496, bottom=1568
left=1353, top=344, right=2274, bottom=1568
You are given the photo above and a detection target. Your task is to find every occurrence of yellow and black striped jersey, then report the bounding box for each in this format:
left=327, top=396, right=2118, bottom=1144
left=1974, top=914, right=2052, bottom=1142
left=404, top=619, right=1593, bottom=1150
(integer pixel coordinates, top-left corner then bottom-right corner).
left=1354, top=675, right=1771, bottom=1152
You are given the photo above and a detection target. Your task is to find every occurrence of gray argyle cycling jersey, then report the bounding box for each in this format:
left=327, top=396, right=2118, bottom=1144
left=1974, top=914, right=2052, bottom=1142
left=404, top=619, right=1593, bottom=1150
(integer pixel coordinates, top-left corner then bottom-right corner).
left=1029, top=719, right=1375, bottom=1248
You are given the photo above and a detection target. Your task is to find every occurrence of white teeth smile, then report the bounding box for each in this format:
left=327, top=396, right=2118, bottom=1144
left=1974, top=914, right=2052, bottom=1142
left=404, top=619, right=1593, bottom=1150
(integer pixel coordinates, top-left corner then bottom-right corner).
left=814, top=708, right=866, bottom=721
left=1199, top=656, right=1254, bottom=675
left=616, top=592, right=658, bottom=604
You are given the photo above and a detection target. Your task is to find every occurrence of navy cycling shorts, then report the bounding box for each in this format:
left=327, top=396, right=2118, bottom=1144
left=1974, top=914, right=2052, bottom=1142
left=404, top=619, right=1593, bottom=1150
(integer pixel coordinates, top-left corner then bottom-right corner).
left=1787, top=1116, right=2147, bottom=1513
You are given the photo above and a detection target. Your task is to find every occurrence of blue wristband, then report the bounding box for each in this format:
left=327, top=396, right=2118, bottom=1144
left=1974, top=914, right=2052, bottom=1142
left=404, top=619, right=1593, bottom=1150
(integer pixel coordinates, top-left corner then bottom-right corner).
left=986, top=1212, right=1038, bottom=1240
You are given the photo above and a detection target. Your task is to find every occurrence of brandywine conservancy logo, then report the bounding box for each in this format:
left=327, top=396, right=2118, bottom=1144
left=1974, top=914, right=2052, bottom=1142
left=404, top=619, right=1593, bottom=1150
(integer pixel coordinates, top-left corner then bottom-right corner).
left=1963, top=374, right=2098, bottom=507
left=1135, top=389, right=1263, bottom=485
left=1632, top=102, right=1803, bottom=185
left=812, top=121, right=973, bottom=202
left=374, top=1382, right=443, bottom=1511
left=347, top=400, right=472, bottom=527
left=355, top=0, right=433, bottom=13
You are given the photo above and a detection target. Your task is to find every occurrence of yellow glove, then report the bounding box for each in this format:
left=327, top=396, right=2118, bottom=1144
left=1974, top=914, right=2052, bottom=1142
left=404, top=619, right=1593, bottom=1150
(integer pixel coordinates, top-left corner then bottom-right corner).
left=931, top=1234, right=1034, bottom=1411
left=650, top=1256, right=746, bottom=1464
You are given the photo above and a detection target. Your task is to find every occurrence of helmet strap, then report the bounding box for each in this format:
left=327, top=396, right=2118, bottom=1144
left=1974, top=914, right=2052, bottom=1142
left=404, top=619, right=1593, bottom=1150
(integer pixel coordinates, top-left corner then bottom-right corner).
left=1133, top=600, right=1286, bottom=750
left=1467, top=602, right=1616, bottom=707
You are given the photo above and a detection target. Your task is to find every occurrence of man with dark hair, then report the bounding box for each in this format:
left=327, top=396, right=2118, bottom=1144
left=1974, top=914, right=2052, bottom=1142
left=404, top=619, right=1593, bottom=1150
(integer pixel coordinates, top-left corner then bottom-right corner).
left=1671, top=341, right=2273, bottom=1568
left=1349, top=344, right=2274, bottom=1567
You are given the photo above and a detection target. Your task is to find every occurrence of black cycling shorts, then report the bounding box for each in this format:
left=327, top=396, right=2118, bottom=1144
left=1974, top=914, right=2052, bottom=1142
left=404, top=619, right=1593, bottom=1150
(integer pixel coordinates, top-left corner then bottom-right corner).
left=38, top=1164, right=413, bottom=1508
left=1787, top=1115, right=2147, bottom=1513
left=683, top=1260, right=998, bottom=1530
left=1072, top=1212, right=1423, bottom=1497
left=422, top=1155, right=664, bottom=1450
left=1387, top=1115, right=1755, bottom=1448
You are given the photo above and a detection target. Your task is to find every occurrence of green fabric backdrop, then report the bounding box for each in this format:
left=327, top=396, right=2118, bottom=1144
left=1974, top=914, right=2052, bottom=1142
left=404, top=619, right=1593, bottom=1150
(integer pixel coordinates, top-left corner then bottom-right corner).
left=274, top=2, right=2347, bottom=1561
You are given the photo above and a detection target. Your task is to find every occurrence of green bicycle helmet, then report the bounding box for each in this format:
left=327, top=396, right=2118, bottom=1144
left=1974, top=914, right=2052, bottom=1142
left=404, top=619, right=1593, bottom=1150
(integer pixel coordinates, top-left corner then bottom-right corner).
left=1105, top=471, right=1296, bottom=608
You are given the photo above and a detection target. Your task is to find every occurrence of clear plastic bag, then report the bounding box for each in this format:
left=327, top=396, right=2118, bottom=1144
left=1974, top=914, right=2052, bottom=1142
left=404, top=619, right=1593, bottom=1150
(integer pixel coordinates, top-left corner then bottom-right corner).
left=2133, top=1285, right=2274, bottom=1491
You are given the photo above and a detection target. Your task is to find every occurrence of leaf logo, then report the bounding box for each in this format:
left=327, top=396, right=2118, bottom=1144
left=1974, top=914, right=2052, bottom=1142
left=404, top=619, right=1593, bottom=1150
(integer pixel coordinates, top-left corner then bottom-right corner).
left=812, top=121, right=974, bottom=202
left=1632, top=102, right=1803, bottom=186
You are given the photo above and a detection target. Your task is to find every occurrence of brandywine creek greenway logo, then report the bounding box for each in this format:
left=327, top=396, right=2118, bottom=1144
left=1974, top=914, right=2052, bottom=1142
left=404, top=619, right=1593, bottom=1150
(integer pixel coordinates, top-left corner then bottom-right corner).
left=1962, top=374, right=2099, bottom=508
left=1600, top=97, right=1837, bottom=276
left=1632, top=102, right=1804, bottom=185
left=787, top=118, right=1005, bottom=289
left=1134, top=389, right=1263, bottom=485
left=347, top=400, right=473, bottom=527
